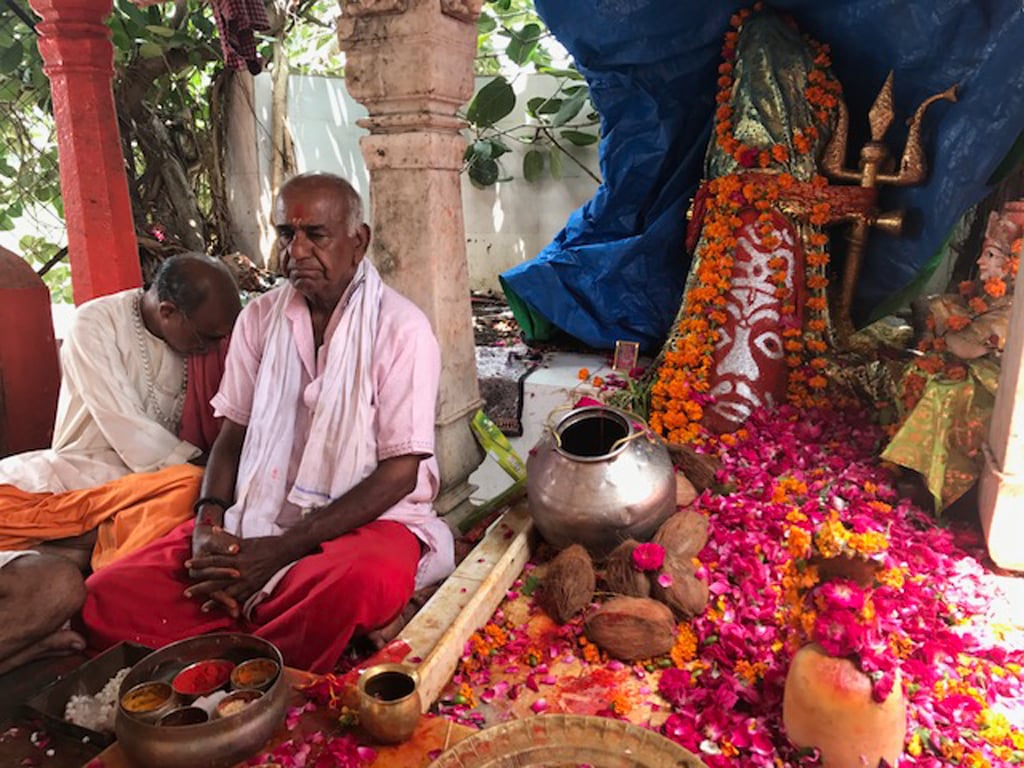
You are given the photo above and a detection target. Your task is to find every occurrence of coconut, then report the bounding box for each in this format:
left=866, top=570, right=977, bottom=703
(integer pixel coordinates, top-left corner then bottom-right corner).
left=652, top=509, right=709, bottom=560
left=538, top=544, right=596, bottom=624
left=666, top=443, right=720, bottom=492
left=675, top=473, right=698, bottom=508
left=585, top=597, right=676, bottom=661
left=602, top=539, right=651, bottom=598
left=650, top=556, right=709, bottom=619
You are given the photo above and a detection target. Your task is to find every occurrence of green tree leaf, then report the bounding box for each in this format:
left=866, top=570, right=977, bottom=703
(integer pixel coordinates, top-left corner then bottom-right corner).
left=0, top=41, right=23, bottom=74
left=466, top=76, right=516, bottom=128
left=145, top=24, right=176, bottom=38
left=487, top=137, right=511, bottom=158
left=471, top=139, right=493, bottom=159
left=477, top=13, right=497, bottom=34
left=536, top=65, right=585, bottom=81
left=549, top=147, right=563, bottom=179
left=138, top=41, right=165, bottom=59
left=551, top=87, right=588, bottom=128
left=469, top=157, right=500, bottom=187
left=506, top=22, right=541, bottom=66
left=523, top=149, right=545, bottom=182
left=527, top=96, right=562, bottom=117
left=560, top=129, right=599, bottom=146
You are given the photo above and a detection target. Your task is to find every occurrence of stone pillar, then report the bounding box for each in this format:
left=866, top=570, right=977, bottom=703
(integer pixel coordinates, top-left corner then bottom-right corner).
left=338, top=0, right=484, bottom=517
left=979, top=276, right=1024, bottom=570
left=30, top=0, right=141, bottom=304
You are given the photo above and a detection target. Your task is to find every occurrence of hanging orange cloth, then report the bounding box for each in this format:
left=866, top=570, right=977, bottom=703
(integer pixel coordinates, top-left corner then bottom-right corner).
left=0, top=464, right=201, bottom=571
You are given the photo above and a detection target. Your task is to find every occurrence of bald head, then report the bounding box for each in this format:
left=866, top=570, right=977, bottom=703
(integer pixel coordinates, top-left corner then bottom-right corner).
left=148, top=253, right=241, bottom=355
left=154, top=253, right=239, bottom=316
left=279, top=173, right=364, bottom=236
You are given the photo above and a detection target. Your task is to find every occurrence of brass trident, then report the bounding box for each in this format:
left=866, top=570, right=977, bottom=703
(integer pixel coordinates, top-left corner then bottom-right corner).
left=822, top=72, right=958, bottom=347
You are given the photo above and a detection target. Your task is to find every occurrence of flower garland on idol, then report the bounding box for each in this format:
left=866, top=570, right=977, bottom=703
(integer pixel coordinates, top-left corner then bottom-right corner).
left=649, top=7, right=842, bottom=446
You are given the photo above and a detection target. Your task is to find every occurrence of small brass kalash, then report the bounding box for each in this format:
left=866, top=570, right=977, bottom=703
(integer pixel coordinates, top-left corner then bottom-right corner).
left=526, top=406, right=676, bottom=558
left=357, top=662, right=422, bottom=744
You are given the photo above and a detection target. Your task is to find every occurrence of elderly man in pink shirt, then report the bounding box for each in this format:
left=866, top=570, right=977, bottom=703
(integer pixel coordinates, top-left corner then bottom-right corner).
left=81, top=172, right=454, bottom=673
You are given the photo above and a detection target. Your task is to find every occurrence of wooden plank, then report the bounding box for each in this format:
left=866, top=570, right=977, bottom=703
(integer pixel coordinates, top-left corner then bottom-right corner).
left=404, top=500, right=534, bottom=711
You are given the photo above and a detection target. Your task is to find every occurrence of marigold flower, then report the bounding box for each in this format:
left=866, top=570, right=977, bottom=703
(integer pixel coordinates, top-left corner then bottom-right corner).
left=577, top=367, right=590, bottom=381
left=984, top=278, right=1007, bottom=298
left=946, top=313, right=971, bottom=331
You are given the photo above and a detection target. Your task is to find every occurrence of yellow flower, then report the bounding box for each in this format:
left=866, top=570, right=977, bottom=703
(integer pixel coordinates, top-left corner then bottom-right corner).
left=878, top=567, right=905, bottom=589
left=907, top=732, right=923, bottom=757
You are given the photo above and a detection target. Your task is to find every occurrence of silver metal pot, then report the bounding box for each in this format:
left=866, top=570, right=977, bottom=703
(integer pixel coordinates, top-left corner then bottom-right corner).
left=115, top=633, right=289, bottom=768
left=526, top=405, right=677, bottom=558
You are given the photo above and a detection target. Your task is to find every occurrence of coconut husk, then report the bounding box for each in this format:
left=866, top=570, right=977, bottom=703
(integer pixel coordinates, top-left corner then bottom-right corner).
left=652, top=509, right=709, bottom=560
left=538, top=544, right=596, bottom=624
left=666, top=443, right=720, bottom=492
left=675, top=473, right=698, bottom=508
left=585, top=597, right=676, bottom=661
left=649, top=556, right=710, bottom=619
left=602, top=539, right=651, bottom=598
left=812, top=553, right=883, bottom=589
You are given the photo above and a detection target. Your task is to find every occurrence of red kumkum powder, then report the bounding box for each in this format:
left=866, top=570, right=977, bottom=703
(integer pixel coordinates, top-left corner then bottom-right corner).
left=172, top=659, right=235, bottom=696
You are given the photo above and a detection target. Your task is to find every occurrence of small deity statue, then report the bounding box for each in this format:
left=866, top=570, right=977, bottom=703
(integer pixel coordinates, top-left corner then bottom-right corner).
left=882, top=201, right=1022, bottom=513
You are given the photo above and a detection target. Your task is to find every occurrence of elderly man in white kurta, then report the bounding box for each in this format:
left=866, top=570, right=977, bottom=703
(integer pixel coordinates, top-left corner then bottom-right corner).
left=0, top=256, right=240, bottom=574
left=0, top=255, right=239, bottom=493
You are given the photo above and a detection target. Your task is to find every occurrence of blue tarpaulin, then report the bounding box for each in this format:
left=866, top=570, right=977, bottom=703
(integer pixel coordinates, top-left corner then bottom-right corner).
left=499, top=1, right=1024, bottom=351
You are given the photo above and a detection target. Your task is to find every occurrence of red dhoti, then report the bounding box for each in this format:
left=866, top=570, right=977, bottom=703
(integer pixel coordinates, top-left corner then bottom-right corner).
left=81, top=518, right=420, bottom=673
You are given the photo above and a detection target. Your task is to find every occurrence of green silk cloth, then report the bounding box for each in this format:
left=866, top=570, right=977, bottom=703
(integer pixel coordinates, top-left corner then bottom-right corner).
left=881, top=358, right=999, bottom=514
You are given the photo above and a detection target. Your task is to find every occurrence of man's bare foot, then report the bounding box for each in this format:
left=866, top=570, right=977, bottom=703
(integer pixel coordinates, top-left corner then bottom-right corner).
left=0, top=629, right=86, bottom=676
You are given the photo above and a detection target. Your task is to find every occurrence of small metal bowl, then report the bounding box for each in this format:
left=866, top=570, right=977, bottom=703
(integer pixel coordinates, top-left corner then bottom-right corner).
left=120, top=681, right=179, bottom=723
left=215, top=689, right=263, bottom=719
left=230, top=657, right=280, bottom=692
left=159, top=706, right=210, bottom=727
left=171, top=658, right=235, bottom=699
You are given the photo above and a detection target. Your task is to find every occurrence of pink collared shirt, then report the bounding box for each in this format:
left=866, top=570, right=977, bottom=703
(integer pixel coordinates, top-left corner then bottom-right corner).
left=211, top=282, right=445, bottom=561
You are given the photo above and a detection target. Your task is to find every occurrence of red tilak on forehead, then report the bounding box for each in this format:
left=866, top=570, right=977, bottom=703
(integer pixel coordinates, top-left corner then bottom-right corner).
left=290, top=203, right=307, bottom=220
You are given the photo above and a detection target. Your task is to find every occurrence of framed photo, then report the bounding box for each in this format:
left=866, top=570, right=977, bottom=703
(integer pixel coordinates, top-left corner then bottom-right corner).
left=612, top=340, right=640, bottom=372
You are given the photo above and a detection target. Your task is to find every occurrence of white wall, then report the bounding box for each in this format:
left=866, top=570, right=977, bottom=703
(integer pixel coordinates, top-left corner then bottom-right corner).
left=252, top=72, right=600, bottom=295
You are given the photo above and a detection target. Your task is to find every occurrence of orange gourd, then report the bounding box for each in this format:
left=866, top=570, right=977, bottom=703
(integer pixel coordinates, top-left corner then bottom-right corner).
left=783, top=643, right=906, bottom=767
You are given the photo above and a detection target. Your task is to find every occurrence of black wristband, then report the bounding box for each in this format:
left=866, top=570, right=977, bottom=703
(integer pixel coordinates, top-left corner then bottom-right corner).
left=192, top=496, right=233, bottom=515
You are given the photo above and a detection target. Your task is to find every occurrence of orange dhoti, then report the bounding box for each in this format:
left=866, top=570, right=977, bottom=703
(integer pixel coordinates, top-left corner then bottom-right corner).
left=0, top=464, right=201, bottom=570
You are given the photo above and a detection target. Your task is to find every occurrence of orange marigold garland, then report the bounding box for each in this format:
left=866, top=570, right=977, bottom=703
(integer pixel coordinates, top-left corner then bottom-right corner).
left=650, top=8, right=842, bottom=445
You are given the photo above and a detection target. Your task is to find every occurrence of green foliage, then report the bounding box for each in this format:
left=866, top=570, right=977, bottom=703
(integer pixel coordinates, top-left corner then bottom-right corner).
left=463, top=0, right=600, bottom=188
left=467, top=76, right=517, bottom=127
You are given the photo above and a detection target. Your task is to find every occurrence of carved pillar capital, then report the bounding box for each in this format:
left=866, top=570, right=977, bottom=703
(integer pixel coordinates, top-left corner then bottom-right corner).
left=30, top=0, right=140, bottom=302
left=339, top=0, right=478, bottom=134
left=30, top=0, right=115, bottom=76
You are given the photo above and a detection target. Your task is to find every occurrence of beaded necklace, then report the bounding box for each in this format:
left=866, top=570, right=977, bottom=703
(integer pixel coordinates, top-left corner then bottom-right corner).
left=133, top=290, right=188, bottom=431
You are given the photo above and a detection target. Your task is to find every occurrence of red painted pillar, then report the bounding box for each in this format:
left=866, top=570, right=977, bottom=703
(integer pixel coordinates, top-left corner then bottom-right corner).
left=29, top=0, right=141, bottom=304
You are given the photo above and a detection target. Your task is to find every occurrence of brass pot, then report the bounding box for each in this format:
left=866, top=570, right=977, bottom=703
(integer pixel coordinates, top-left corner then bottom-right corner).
left=527, top=406, right=677, bottom=558
left=115, top=633, right=289, bottom=768
left=357, top=663, right=421, bottom=744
